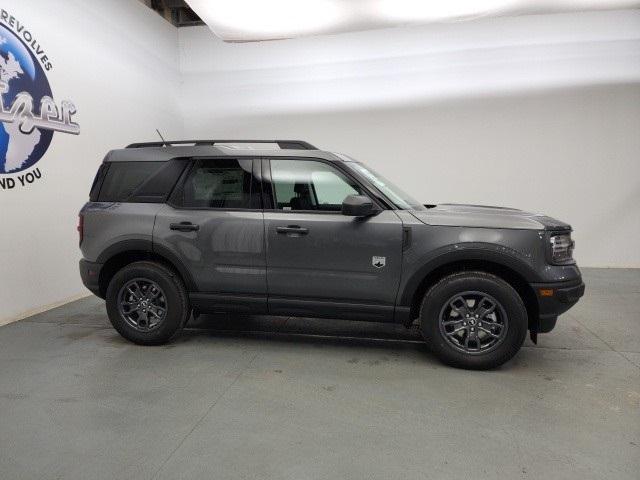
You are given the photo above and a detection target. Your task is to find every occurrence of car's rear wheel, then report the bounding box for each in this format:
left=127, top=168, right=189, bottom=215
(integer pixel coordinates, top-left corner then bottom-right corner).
left=105, top=261, right=189, bottom=345
left=420, top=271, right=527, bottom=370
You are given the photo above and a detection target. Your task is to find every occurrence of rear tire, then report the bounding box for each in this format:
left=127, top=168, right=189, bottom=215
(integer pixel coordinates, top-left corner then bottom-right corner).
left=105, top=261, right=190, bottom=345
left=420, top=271, right=527, bottom=370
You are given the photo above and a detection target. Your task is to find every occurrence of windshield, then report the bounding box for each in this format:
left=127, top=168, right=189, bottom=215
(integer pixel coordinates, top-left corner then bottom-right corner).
left=344, top=161, right=426, bottom=211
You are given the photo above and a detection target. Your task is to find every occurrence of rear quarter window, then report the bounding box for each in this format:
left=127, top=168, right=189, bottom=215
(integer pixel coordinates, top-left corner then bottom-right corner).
left=97, top=161, right=186, bottom=203
left=89, top=163, right=109, bottom=202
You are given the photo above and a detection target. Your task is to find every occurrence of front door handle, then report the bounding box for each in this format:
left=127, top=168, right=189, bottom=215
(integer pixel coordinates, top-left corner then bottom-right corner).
left=276, top=225, right=309, bottom=236
left=170, top=222, right=200, bottom=232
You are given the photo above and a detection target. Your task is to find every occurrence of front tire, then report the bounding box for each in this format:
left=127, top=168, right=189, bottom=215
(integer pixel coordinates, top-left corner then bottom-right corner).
left=105, top=261, right=190, bottom=345
left=420, top=271, right=527, bottom=370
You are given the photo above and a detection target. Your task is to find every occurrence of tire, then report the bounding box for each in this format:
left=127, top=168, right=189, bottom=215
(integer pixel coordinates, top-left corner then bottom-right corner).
left=105, top=261, right=190, bottom=345
left=419, top=271, right=527, bottom=370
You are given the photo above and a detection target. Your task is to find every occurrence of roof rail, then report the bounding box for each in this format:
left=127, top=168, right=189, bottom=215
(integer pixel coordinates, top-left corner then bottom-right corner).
left=125, top=139, right=317, bottom=150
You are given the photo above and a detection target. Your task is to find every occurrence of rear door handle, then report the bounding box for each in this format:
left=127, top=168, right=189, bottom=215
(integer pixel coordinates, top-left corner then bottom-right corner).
left=170, top=222, right=199, bottom=232
left=276, top=225, right=308, bottom=235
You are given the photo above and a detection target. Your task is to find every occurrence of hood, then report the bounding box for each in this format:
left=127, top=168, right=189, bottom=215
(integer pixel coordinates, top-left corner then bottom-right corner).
left=410, top=204, right=571, bottom=231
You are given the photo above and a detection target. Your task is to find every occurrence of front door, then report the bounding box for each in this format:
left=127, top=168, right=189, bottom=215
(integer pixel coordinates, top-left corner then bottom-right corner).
left=153, top=157, right=267, bottom=312
left=263, top=158, right=403, bottom=321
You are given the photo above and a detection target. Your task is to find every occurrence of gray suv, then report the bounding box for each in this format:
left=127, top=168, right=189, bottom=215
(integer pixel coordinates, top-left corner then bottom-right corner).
left=79, top=140, right=584, bottom=369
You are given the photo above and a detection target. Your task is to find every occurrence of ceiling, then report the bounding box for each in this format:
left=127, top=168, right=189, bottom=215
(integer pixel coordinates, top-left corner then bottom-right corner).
left=139, top=0, right=204, bottom=27
left=142, top=0, right=640, bottom=39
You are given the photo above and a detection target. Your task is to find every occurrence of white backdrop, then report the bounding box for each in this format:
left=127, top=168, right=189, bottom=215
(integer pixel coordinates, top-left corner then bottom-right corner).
left=0, top=3, right=638, bottom=324
left=178, top=9, right=640, bottom=268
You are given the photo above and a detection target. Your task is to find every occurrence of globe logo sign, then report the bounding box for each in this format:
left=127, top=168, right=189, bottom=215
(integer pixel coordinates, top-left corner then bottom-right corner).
left=0, top=15, right=79, bottom=178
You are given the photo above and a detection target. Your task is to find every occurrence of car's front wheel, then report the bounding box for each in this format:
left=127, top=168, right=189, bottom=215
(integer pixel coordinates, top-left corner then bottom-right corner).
left=105, top=261, right=190, bottom=345
left=420, top=271, right=528, bottom=370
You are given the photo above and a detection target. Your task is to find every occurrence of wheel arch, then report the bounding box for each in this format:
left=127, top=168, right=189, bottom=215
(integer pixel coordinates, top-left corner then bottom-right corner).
left=402, top=251, right=539, bottom=330
left=96, top=240, right=196, bottom=297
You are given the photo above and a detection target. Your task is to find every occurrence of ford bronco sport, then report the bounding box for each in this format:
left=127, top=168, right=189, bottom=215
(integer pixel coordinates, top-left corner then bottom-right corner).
left=79, top=140, right=584, bottom=369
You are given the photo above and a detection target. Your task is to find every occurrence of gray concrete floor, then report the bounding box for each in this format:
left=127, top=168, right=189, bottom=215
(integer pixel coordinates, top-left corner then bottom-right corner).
left=1, top=268, right=638, bottom=480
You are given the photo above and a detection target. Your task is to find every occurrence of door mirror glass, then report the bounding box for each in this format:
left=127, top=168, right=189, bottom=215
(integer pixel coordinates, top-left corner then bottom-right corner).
left=342, top=195, right=376, bottom=217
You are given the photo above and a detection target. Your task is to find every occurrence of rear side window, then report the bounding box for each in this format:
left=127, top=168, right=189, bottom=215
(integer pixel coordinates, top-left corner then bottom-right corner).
left=98, top=162, right=164, bottom=202
left=179, top=158, right=255, bottom=209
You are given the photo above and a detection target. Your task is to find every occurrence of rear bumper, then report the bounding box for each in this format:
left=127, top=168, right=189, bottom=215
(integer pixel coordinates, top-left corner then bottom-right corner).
left=530, top=278, right=585, bottom=333
left=79, top=259, right=104, bottom=297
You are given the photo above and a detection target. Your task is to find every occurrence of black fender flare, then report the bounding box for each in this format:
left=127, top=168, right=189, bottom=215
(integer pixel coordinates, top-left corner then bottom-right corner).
left=96, top=238, right=152, bottom=264
left=152, top=242, right=198, bottom=291
left=398, top=242, right=541, bottom=307
left=96, top=238, right=197, bottom=291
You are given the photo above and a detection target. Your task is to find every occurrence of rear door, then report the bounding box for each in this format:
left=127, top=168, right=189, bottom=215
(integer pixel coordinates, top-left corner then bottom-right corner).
left=153, top=157, right=267, bottom=312
left=262, top=158, right=404, bottom=321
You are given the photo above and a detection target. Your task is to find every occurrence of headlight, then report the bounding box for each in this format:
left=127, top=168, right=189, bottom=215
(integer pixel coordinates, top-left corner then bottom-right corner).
left=549, top=233, right=575, bottom=265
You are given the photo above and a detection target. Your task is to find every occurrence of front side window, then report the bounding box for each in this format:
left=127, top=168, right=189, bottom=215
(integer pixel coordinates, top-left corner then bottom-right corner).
left=270, top=159, right=363, bottom=212
left=181, top=158, right=254, bottom=209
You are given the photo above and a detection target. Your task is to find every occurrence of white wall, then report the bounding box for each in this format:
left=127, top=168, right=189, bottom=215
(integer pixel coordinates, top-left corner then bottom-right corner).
left=1, top=5, right=639, bottom=324
left=0, top=0, right=183, bottom=324
left=178, top=9, right=640, bottom=268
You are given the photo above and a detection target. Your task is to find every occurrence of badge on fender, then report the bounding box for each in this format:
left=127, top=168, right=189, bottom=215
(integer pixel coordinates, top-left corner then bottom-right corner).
left=372, top=256, right=386, bottom=268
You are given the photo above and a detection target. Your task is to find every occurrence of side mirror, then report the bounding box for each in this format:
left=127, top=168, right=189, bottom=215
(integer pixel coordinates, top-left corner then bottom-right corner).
left=341, top=195, right=378, bottom=217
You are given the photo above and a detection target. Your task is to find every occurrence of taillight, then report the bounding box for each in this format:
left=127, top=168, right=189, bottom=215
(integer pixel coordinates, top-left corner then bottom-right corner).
left=78, top=214, right=84, bottom=246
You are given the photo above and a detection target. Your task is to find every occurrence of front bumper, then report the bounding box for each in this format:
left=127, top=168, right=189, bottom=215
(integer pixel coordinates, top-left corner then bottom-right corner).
left=79, top=259, right=104, bottom=297
left=530, top=278, right=585, bottom=333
